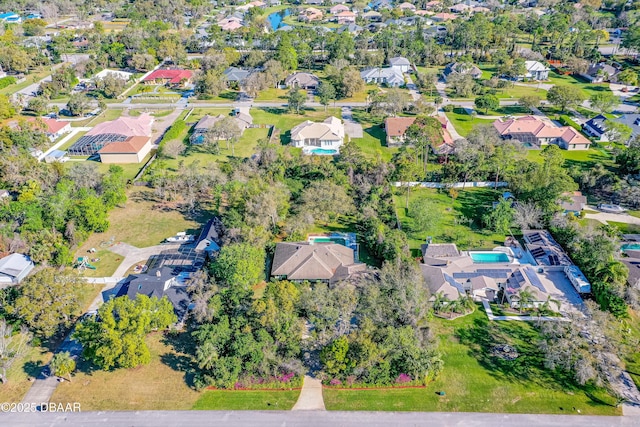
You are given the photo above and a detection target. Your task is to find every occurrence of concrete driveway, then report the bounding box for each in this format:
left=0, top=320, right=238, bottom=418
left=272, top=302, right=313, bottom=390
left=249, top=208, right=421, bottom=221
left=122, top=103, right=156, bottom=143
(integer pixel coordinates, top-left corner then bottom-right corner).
left=584, top=210, right=640, bottom=226
left=341, top=107, right=363, bottom=138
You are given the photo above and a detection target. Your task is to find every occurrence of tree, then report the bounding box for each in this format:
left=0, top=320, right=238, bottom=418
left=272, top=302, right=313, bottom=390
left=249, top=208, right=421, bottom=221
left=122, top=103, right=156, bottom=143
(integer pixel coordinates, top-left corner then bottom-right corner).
left=339, top=67, right=364, bottom=98
left=408, top=196, right=435, bottom=233
left=546, top=85, right=585, bottom=113
left=446, top=73, right=475, bottom=97
left=617, top=69, right=638, bottom=88
left=484, top=197, right=514, bottom=234
left=300, top=181, right=354, bottom=224
left=50, top=351, right=76, bottom=382
left=0, top=320, right=31, bottom=384
left=66, top=94, right=91, bottom=116
left=604, top=121, right=633, bottom=145
left=0, top=94, right=16, bottom=119
left=74, top=295, right=176, bottom=370
left=275, top=35, right=298, bottom=70
left=26, top=97, right=49, bottom=115
left=128, top=53, right=157, bottom=72
left=515, top=287, right=535, bottom=313
left=317, top=81, right=336, bottom=112
left=208, top=116, right=242, bottom=155
left=95, top=74, right=126, bottom=99
left=287, top=88, right=306, bottom=114
left=321, top=336, right=353, bottom=377
left=210, top=243, right=266, bottom=290
left=7, top=269, right=83, bottom=338
left=22, top=18, right=47, bottom=36
left=589, top=92, right=618, bottom=114
left=194, top=70, right=227, bottom=99
left=518, top=95, right=541, bottom=112
left=565, top=57, right=589, bottom=75
left=514, top=201, right=543, bottom=230
left=474, top=94, right=499, bottom=114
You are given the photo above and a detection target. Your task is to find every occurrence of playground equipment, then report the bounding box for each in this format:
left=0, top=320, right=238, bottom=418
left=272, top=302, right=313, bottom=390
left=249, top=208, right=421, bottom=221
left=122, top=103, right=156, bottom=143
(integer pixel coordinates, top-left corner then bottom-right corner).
left=75, top=257, right=97, bottom=272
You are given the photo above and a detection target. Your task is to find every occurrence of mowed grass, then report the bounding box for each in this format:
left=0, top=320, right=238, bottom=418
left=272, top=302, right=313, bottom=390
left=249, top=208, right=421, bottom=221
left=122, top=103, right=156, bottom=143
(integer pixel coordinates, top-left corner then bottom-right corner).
left=0, top=346, right=52, bottom=402
left=51, top=333, right=201, bottom=410
left=193, top=390, right=300, bottom=410
left=526, top=147, right=616, bottom=172
left=350, top=108, right=398, bottom=161
left=324, top=308, right=621, bottom=415
left=76, top=249, right=125, bottom=278
left=76, top=187, right=206, bottom=251
left=445, top=108, right=496, bottom=137
left=394, top=187, right=507, bottom=256
left=255, top=87, right=290, bottom=102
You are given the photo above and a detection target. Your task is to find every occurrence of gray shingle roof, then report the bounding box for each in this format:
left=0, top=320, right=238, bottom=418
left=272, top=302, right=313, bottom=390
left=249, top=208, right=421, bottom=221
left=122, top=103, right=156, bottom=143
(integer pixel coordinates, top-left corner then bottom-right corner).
left=271, top=242, right=364, bottom=282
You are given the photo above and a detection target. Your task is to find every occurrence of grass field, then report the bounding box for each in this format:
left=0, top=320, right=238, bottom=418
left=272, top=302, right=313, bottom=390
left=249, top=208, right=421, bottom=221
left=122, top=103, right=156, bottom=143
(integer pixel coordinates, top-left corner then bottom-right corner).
left=394, top=187, right=507, bottom=256
left=193, top=390, right=300, bottom=410
left=0, top=346, right=52, bottom=403
left=0, top=67, right=52, bottom=96
left=255, top=87, right=290, bottom=102
left=70, top=109, right=124, bottom=128
left=444, top=108, right=496, bottom=137
left=251, top=107, right=341, bottom=144
left=75, top=187, right=208, bottom=253
left=324, top=308, right=620, bottom=415
left=546, top=71, right=613, bottom=98
left=350, top=108, right=398, bottom=161
left=51, top=333, right=201, bottom=410
left=526, top=147, right=616, bottom=172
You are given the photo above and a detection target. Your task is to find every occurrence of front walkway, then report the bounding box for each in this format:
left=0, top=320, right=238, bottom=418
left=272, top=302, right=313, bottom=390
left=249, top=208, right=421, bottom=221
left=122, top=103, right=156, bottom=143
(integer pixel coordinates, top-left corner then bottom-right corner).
left=292, top=375, right=325, bottom=411
left=481, top=299, right=569, bottom=322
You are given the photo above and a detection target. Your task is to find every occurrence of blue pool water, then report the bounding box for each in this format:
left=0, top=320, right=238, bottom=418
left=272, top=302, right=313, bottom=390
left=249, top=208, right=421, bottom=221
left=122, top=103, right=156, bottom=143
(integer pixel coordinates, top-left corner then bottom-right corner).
left=622, top=243, right=640, bottom=252
left=267, top=9, right=291, bottom=30
left=309, top=148, right=338, bottom=155
left=470, top=252, right=510, bottom=263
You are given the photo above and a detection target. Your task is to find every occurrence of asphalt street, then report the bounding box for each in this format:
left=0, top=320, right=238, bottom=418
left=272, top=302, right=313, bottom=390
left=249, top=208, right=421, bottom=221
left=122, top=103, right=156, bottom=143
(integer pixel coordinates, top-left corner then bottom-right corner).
left=0, top=410, right=637, bottom=426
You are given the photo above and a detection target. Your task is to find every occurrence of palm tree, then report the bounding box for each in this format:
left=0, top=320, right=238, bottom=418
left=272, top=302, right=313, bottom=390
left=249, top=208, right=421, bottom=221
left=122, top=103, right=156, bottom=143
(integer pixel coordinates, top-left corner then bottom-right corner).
left=595, top=256, right=629, bottom=287
left=537, top=295, right=561, bottom=318
left=432, top=291, right=450, bottom=314
left=515, top=287, right=535, bottom=313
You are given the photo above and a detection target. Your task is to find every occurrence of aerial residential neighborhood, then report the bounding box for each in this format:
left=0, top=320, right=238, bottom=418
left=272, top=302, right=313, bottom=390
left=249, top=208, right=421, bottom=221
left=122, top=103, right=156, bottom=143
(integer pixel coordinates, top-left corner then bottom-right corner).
left=1, top=0, right=640, bottom=426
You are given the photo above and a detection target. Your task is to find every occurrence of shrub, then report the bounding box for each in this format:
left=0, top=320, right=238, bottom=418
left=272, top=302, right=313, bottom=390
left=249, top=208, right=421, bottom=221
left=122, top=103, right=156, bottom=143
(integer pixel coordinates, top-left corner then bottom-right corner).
left=396, top=373, right=412, bottom=384
left=0, top=76, right=16, bottom=89
left=442, top=104, right=454, bottom=112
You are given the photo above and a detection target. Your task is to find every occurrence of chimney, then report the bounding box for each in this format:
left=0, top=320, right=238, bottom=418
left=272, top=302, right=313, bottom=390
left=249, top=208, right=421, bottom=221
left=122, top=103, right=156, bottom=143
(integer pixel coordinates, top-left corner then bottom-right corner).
left=156, top=270, right=161, bottom=278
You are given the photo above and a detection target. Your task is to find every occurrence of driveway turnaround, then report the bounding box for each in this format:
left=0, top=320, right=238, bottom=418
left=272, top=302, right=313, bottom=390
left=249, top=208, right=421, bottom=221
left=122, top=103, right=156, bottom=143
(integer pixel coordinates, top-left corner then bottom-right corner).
left=2, top=410, right=637, bottom=427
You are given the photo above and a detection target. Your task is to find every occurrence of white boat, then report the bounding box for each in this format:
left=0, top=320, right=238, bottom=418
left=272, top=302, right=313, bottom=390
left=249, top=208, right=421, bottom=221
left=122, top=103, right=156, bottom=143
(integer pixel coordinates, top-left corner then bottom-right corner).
left=598, top=204, right=626, bottom=214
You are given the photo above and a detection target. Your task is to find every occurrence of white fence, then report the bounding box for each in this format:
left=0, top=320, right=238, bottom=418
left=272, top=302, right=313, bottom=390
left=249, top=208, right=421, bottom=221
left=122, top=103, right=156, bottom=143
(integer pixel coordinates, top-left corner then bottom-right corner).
left=392, top=181, right=509, bottom=189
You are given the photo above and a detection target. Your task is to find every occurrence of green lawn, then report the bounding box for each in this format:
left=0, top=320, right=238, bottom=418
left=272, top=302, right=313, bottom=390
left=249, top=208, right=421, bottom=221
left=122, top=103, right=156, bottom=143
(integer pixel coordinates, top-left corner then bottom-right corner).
left=444, top=108, right=496, bottom=137
left=255, top=87, right=289, bottom=102
left=546, top=71, right=613, bottom=98
left=324, top=308, right=621, bottom=415
left=350, top=108, right=398, bottom=161
left=0, top=345, right=52, bottom=402
left=51, top=333, right=201, bottom=410
left=71, top=109, right=124, bottom=128
left=526, top=147, right=616, bottom=173
left=394, top=187, right=508, bottom=257
left=607, top=221, right=640, bottom=234
left=75, top=187, right=209, bottom=251
left=193, top=390, right=300, bottom=410
left=251, top=107, right=341, bottom=144
left=478, top=105, right=531, bottom=116
left=0, top=67, right=52, bottom=96
left=76, top=248, right=123, bottom=278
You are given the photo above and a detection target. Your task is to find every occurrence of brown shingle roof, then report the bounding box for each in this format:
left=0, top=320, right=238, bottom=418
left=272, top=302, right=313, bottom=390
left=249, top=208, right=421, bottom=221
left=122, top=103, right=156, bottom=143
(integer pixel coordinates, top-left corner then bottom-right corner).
left=271, top=242, right=362, bottom=282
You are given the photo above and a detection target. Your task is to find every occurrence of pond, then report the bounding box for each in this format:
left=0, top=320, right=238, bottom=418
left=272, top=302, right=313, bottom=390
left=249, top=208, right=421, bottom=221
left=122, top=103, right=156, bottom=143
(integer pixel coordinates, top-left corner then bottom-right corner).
left=267, top=9, right=291, bottom=30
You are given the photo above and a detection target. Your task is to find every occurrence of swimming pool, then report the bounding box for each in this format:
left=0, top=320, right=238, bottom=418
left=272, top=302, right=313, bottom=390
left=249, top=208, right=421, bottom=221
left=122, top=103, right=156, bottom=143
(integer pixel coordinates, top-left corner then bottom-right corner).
left=621, top=243, right=640, bottom=252
left=470, top=252, right=510, bottom=263
left=307, top=148, right=338, bottom=155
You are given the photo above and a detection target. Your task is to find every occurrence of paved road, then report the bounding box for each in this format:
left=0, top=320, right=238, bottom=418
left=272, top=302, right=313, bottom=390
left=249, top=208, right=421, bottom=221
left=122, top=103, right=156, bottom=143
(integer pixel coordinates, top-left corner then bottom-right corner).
left=1, top=410, right=637, bottom=426
left=292, top=376, right=325, bottom=411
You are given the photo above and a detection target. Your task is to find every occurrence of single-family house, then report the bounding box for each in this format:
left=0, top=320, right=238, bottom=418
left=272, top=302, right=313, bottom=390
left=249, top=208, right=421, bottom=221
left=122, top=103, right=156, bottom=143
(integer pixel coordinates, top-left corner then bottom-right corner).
left=330, top=4, right=350, bottom=14
left=583, top=113, right=640, bottom=145
left=361, top=67, right=405, bottom=87
left=44, top=150, right=69, bottom=163
left=559, top=191, right=587, bottom=215
left=143, top=69, right=193, bottom=88
left=521, top=60, right=550, bottom=81
left=450, top=3, right=470, bottom=13
left=304, top=0, right=323, bottom=4
left=581, top=63, right=619, bottom=83
left=363, top=10, right=382, bottom=21
left=190, top=112, right=253, bottom=144
left=271, top=242, right=365, bottom=283
left=432, top=12, right=457, bottom=22
left=26, top=117, right=71, bottom=142
left=284, top=72, right=320, bottom=90
left=420, top=264, right=465, bottom=301
left=337, top=23, right=364, bottom=34
left=398, top=2, right=417, bottom=12
left=0, top=253, right=34, bottom=287
left=68, top=113, right=154, bottom=162
left=501, top=267, right=550, bottom=309
left=371, top=0, right=393, bottom=10
left=336, top=11, right=356, bottom=24
left=93, top=69, right=133, bottom=82
left=217, top=16, right=243, bottom=31
left=384, top=116, right=454, bottom=151
left=425, top=0, right=441, bottom=8
left=472, top=6, right=490, bottom=13
left=118, top=267, right=191, bottom=319
left=299, top=7, right=323, bottom=22
left=291, top=116, right=345, bottom=154
left=443, top=62, right=482, bottom=81
left=493, top=115, right=591, bottom=150
left=389, top=57, right=412, bottom=73
left=223, top=67, right=251, bottom=84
